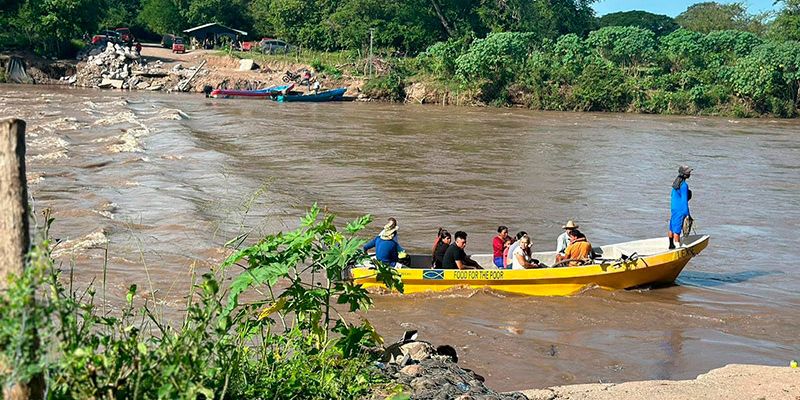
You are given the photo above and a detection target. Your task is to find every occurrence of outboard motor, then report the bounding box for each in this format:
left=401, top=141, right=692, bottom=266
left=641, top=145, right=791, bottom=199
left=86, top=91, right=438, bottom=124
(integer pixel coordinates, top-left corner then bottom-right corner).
left=202, top=85, right=213, bottom=98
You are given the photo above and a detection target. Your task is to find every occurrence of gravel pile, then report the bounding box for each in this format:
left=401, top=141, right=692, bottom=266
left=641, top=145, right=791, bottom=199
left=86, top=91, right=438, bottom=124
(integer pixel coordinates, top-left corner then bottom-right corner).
left=65, top=42, right=205, bottom=91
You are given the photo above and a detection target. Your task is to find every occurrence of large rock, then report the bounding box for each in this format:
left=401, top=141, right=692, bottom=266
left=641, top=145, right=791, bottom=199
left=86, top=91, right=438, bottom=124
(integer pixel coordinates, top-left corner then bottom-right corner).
left=399, top=341, right=436, bottom=362
left=238, top=59, right=259, bottom=71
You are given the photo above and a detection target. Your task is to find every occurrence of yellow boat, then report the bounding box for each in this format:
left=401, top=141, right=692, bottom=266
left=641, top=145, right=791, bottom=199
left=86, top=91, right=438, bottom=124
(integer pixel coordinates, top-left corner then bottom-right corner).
left=352, top=235, right=709, bottom=296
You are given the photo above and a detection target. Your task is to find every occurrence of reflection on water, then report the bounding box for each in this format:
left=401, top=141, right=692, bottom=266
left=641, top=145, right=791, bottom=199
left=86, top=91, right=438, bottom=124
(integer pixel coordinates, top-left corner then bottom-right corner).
left=2, top=85, right=800, bottom=391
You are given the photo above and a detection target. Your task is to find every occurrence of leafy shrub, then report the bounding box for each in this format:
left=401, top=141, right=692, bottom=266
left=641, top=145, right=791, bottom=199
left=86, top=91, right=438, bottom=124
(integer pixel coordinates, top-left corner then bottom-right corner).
left=417, top=38, right=468, bottom=77
left=571, top=60, right=631, bottom=111
left=1, top=206, right=402, bottom=399
left=551, top=34, right=590, bottom=81
left=455, top=32, right=538, bottom=83
left=363, top=73, right=407, bottom=101
left=586, top=26, right=657, bottom=68
left=660, top=28, right=707, bottom=72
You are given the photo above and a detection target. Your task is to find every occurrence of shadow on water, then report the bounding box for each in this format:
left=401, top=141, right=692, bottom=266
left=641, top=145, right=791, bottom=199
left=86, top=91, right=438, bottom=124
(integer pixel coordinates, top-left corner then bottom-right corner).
left=678, top=270, right=783, bottom=288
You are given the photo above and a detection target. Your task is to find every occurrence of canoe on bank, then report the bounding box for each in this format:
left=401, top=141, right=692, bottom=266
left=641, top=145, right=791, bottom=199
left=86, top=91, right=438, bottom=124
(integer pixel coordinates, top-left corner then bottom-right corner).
left=352, top=235, right=710, bottom=296
left=275, top=88, right=346, bottom=102
left=209, top=84, right=294, bottom=99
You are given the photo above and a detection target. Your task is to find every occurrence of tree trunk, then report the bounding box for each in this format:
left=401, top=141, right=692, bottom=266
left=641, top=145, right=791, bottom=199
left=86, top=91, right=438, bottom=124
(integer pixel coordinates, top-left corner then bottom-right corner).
left=0, top=118, right=43, bottom=400
left=0, top=118, right=29, bottom=286
left=430, top=0, right=456, bottom=37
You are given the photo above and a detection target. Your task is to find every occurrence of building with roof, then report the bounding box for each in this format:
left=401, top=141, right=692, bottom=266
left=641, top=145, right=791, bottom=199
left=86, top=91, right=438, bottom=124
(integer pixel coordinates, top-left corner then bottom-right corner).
left=183, top=23, right=247, bottom=47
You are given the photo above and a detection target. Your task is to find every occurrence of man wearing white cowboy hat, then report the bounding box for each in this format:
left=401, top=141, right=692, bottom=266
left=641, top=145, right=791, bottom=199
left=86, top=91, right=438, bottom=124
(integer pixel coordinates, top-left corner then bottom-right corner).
left=557, top=220, right=579, bottom=255
left=363, top=218, right=406, bottom=267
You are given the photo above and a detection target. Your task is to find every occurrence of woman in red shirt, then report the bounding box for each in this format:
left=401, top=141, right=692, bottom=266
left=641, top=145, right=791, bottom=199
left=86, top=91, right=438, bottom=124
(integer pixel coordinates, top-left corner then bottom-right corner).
left=493, top=226, right=510, bottom=268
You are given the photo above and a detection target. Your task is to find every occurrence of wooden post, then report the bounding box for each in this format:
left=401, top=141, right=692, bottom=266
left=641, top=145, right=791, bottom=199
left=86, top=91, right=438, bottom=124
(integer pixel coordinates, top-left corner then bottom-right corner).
left=0, top=118, right=42, bottom=400
left=0, top=118, right=29, bottom=288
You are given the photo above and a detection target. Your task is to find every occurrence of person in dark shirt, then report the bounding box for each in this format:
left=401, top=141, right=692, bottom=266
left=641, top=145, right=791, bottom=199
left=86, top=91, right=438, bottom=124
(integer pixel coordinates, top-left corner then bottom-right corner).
left=442, top=231, right=482, bottom=270
left=432, top=228, right=451, bottom=268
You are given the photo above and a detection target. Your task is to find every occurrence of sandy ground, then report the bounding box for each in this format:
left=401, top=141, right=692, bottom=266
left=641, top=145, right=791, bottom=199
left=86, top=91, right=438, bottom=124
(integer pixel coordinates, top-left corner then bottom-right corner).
left=520, top=364, right=800, bottom=400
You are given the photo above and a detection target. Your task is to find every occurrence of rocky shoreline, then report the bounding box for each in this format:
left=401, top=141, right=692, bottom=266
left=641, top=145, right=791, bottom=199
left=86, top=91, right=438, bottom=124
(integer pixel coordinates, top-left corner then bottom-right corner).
left=377, top=336, right=799, bottom=400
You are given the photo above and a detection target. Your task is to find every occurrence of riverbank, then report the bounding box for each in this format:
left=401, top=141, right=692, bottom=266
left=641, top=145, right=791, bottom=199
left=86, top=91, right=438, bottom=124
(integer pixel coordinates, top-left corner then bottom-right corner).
left=4, top=38, right=799, bottom=118
left=520, top=364, right=799, bottom=400
left=1, top=44, right=369, bottom=98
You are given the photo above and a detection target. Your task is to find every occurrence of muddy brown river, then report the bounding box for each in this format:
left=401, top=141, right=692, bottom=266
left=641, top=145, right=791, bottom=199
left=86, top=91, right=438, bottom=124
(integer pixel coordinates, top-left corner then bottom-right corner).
left=2, top=85, right=799, bottom=391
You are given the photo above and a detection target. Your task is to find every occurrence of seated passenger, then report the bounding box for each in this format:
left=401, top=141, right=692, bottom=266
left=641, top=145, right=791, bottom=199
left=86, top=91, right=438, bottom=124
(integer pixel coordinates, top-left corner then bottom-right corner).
left=511, top=235, right=543, bottom=269
left=442, top=231, right=482, bottom=270
left=432, top=228, right=451, bottom=268
left=492, top=225, right=512, bottom=268
left=501, top=237, right=513, bottom=269
left=557, top=220, right=578, bottom=255
left=363, top=219, right=405, bottom=267
left=555, top=229, right=593, bottom=266
left=505, top=231, right=527, bottom=268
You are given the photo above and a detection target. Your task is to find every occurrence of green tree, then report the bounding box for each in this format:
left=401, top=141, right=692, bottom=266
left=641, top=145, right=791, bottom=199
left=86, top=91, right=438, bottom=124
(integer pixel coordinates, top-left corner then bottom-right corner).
left=475, top=0, right=542, bottom=34
left=15, top=0, right=103, bottom=56
left=701, top=29, right=763, bottom=66
left=551, top=33, right=591, bottom=80
left=586, top=26, right=657, bottom=68
left=138, top=0, right=186, bottom=35
left=186, top=0, right=249, bottom=29
left=675, top=2, right=751, bottom=33
left=771, top=0, right=800, bottom=41
left=100, top=0, right=142, bottom=32
left=571, top=59, right=630, bottom=111
left=455, top=31, right=538, bottom=81
left=599, top=10, right=679, bottom=37
left=730, top=40, right=800, bottom=114
left=660, top=28, right=707, bottom=72
left=328, top=0, right=437, bottom=53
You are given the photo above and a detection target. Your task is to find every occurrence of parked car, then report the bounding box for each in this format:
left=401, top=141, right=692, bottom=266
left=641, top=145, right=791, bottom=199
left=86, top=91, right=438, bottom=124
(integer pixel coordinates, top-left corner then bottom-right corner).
left=91, top=34, right=109, bottom=45
left=161, top=34, right=177, bottom=48
left=172, top=37, right=185, bottom=54
left=115, top=27, right=134, bottom=44
left=258, top=38, right=292, bottom=54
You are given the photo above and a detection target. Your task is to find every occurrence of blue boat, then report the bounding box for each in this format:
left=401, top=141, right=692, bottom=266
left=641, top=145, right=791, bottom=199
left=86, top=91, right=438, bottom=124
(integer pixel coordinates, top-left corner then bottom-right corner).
left=275, top=88, right=347, bottom=102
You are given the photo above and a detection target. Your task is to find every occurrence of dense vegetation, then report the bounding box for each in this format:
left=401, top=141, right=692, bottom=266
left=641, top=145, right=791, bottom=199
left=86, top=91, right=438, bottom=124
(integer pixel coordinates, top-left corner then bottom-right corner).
left=0, top=206, right=405, bottom=399
left=1, top=0, right=799, bottom=116
left=408, top=26, right=800, bottom=116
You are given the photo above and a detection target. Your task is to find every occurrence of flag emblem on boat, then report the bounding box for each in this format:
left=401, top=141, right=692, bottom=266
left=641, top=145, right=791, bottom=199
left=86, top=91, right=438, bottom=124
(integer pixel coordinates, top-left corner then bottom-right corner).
left=423, top=270, right=444, bottom=280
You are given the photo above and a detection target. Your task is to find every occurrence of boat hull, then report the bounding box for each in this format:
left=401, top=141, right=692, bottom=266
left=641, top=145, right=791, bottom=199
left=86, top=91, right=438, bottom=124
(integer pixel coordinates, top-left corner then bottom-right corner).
left=276, top=88, right=346, bottom=102
left=210, top=84, right=294, bottom=99
left=352, top=235, right=709, bottom=296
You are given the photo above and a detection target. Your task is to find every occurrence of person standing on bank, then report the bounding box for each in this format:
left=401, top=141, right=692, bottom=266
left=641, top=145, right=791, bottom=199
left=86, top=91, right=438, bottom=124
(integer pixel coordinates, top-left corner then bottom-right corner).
left=669, top=165, right=693, bottom=249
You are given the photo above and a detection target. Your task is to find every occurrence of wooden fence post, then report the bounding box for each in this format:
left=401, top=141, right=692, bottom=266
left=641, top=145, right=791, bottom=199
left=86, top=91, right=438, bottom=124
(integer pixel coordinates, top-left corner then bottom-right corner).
left=0, top=118, right=42, bottom=400
left=0, top=118, right=29, bottom=288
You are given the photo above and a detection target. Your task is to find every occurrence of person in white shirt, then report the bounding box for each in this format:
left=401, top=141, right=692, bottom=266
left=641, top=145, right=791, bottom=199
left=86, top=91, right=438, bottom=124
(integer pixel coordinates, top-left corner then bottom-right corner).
left=505, top=231, right=527, bottom=268
left=512, top=235, right=542, bottom=269
left=557, top=220, right=579, bottom=255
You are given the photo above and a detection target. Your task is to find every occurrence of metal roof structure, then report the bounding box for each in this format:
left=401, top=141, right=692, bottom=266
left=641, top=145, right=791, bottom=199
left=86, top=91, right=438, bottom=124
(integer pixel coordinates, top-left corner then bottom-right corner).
left=183, top=22, right=247, bottom=36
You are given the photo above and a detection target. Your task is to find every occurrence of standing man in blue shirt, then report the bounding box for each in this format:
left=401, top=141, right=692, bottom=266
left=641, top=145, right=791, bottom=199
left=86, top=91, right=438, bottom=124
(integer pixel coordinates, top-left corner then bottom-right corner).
left=669, top=165, right=693, bottom=249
